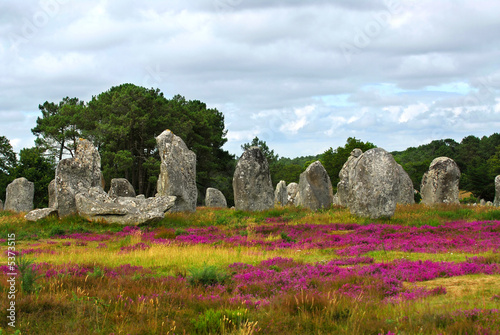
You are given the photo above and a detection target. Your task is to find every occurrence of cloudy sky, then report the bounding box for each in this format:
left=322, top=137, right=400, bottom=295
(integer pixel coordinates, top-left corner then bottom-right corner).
left=1, top=0, right=500, bottom=158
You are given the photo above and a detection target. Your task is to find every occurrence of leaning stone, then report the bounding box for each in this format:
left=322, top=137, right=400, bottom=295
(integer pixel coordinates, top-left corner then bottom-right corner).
left=108, top=178, right=136, bottom=198
left=287, top=182, right=299, bottom=206
left=296, top=161, right=334, bottom=211
left=156, top=130, right=197, bottom=212
left=55, top=138, right=102, bottom=217
left=420, top=157, right=460, bottom=205
left=346, top=148, right=400, bottom=219
left=75, top=187, right=176, bottom=225
left=494, top=175, right=500, bottom=207
left=205, top=188, right=227, bottom=208
left=25, top=208, right=58, bottom=222
left=5, top=177, right=34, bottom=213
left=274, top=180, right=287, bottom=207
left=233, top=147, right=274, bottom=211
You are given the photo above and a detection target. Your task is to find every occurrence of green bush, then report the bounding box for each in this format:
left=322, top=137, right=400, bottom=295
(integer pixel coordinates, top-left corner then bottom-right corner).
left=17, top=255, right=43, bottom=294
left=188, top=264, right=229, bottom=287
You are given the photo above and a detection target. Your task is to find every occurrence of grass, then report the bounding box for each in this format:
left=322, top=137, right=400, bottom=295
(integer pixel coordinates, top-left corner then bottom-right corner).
left=1, top=203, right=499, bottom=334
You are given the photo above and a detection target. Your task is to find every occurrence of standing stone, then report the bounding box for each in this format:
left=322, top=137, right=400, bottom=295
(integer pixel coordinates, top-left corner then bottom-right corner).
left=337, top=149, right=363, bottom=207
left=296, top=161, right=334, bottom=211
left=55, top=138, right=102, bottom=217
left=233, top=147, right=274, bottom=211
left=339, top=148, right=401, bottom=219
left=287, top=182, right=299, bottom=206
left=494, top=176, right=500, bottom=207
left=205, top=188, right=227, bottom=208
left=4, top=177, right=34, bottom=213
left=156, top=130, right=197, bottom=212
left=274, top=180, right=287, bottom=207
left=420, top=157, right=460, bottom=205
left=396, top=164, right=415, bottom=205
left=0, top=199, right=3, bottom=211
left=108, top=178, right=136, bottom=198
left=48, top=179, right=57, bottom=209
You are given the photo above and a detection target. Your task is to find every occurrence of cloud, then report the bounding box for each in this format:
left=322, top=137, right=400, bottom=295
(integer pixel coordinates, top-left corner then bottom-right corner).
left=0, top=0, right=499, bottom=158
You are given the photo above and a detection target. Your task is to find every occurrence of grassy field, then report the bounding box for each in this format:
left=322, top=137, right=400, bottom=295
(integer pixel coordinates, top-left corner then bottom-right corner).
left=1, top=204, right=500, bottom=334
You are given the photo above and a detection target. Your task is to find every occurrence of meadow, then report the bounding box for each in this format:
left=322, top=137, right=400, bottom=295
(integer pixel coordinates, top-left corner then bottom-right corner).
left=1, top=204, right=500, bottom=334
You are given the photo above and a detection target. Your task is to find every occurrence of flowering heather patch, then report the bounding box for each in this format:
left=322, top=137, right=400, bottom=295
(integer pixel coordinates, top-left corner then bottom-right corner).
left=166, top=220, right=500, bottom=255
left=228, top=257, right=499, bottom=302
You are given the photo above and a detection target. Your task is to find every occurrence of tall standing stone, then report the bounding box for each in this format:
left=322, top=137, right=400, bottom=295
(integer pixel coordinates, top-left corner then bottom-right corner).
left=420, top=157, right=460, bottom=205
left=494, top=175, right=500, bottom=207
left=0, top=199, right=3, bottom=211
left=347, top=148, right=400, bottom=218
left=296, top=161, right=333, bottom=211
left=274, top=180, right=287, bottom=207
left=108, top=178, right=136, bottom=198
left=4, top=177, right=34, bottom=213
left=233, top=147, right=274, bottom=211
left=205, top=188, right=227, bottom=208
left=156, top=130, right=197, bottom=212
left=337, top=149, right=363, bottom=207
left=287, top=182, right=299, bottom=206
left=55, top=138, right=102, bottom=217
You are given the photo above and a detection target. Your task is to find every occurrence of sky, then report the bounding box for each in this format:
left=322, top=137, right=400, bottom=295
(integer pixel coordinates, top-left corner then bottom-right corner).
left=1, top=0, right=500, bottom=159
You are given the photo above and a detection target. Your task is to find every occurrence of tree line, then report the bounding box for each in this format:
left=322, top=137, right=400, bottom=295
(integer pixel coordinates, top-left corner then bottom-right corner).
left=1, top=83, right=499, bottom=208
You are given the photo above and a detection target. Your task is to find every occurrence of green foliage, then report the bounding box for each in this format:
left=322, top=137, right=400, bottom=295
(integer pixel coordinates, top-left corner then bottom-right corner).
left=17, top=255, right=44, bottom=294
left=9, top=147, right=55, bottom=208
left=49, top=226, right=66, bottom=237
left=280, top=232, right=296, bottom=243
left=0, top=136, right=17, bottom=202
left=188, top=264, right=230, bottom=287
left=320, top=137, right=376, bottom=192
left=89, top=266, right=104, bottom=278
left=192, top=308, right=249, bottom=335
left=32, top=97, right=86, bottom=160
left=393, top=133, right=500, bottom=201
left=478, top=210, right=500, bottom=221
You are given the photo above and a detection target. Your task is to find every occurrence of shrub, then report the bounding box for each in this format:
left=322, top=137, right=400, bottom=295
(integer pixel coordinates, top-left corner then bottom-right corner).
left=17, top=255, right=43, bottom=294
left=48, top=226, right=66, bottom=237
left=188, top=264, right=230, bottom=287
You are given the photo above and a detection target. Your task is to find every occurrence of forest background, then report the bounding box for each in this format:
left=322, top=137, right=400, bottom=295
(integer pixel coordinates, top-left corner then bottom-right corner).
left=1, top=83, right=499, bottom=208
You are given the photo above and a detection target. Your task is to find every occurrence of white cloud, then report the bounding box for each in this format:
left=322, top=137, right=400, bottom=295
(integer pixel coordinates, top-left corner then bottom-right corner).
left=399, top=103, right=429, bottom=123
left=279, top=105, right=315, bottom=134
left=1, top=1, right=500, bottom=157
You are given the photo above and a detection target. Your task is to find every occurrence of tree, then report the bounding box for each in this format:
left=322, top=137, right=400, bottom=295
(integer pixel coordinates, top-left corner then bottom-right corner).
left=87, top=84, right=234, bottom=201
left=10, top=147, right=55, bottom=208
left=320, top=137, right=376, bottom=191
left=0, top=135, right=16, bottom=174
left=0, top=136, right=17, bottom=202
left=32, top=97, right=86, bottom=161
